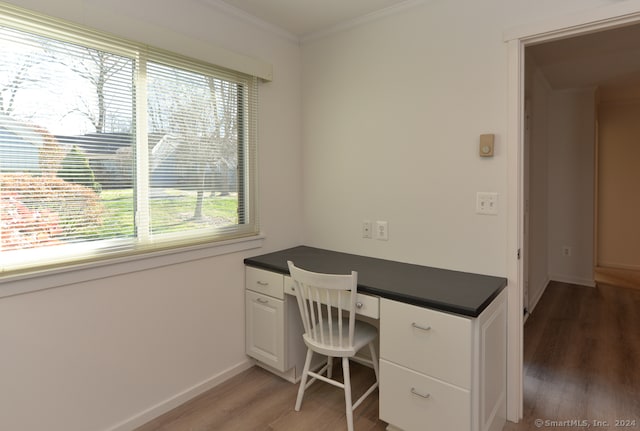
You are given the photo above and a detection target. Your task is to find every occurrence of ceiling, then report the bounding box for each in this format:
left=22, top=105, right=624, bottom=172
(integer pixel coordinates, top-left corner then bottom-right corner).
left=211, top=0, right=640, bottom=91
left=217, top=0, right=411, bottom=37
left=527, top=23, right=640, bottom=91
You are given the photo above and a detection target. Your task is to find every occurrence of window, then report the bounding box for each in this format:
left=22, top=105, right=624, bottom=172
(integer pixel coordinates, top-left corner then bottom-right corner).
left=0, top=5, right=258, bottom=276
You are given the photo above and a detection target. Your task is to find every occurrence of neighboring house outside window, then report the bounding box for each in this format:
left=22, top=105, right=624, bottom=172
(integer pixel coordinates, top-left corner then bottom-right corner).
left=0, top=5, right=258, bottom=276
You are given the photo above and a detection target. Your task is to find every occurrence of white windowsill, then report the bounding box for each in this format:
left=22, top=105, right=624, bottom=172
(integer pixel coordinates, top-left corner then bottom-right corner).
left=0, top=235, right=265, bottom=299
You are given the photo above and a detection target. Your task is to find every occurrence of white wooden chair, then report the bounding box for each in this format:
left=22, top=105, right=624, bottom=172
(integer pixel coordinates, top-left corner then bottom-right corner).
left=287, top=261, right=379, bottom=431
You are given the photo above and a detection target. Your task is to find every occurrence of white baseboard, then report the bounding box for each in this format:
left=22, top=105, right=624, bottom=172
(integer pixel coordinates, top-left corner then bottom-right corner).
left=548, top=274, right=596, bottom=288
left=527, top=277, right=550, bottom=315
left=105, top=359, right=255, bottom=431
left=527, top=275, right=596, bottom=317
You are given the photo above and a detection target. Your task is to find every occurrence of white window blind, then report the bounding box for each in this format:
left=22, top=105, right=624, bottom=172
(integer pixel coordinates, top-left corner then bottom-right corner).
left=0, top=3, right=258, bottom=275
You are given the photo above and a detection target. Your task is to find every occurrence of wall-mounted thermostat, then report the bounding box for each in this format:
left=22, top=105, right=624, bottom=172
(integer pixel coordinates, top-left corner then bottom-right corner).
left=479, top=134, right=494, bottom=157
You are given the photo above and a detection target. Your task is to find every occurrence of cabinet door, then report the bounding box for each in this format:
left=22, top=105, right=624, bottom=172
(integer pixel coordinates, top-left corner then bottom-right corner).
left=245, top=290, right=285, bottom=371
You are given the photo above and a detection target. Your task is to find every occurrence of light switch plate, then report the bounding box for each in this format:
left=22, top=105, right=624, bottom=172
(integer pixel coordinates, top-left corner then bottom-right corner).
left=476, top=192, right=498, bottom=215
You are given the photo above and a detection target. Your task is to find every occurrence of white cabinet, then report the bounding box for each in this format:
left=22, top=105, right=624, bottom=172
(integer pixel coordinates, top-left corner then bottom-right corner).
left=245, top=289, right=285, bottom=371
left=246, top=266, right=285, bottom=299
left=245, top=248, right=507, bottom=430
left=245, top=266, right=380, bottom=383
left=245, top=267, right=307, bottom=382
left=380, top=300, right=472, bottom=389
left=379, top=360, right=470, bottom=431
left=245, top=262, right=507, bottom=431
left=379, top=290, right=507, bottom=431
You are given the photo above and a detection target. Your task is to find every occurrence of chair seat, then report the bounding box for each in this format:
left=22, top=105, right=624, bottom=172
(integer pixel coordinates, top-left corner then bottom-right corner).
left=303, top=318, right=377, bottom=357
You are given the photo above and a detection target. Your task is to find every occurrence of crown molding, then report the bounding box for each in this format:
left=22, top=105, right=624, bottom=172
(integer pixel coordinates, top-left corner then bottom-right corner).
left=198, top=0, right=300, bottom=44
left=301, top=0, right=426, bottom=44
left=503, top=0, right=640, bottom=43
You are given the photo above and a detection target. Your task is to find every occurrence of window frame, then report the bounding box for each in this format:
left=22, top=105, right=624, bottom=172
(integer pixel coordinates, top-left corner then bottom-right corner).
left=0, top=2, right=261, bottom=288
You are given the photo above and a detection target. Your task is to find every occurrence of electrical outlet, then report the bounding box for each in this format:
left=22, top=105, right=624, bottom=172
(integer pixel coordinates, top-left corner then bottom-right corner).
left=362, top=220, right=372, bottom=239
left=375, top=221, right=388, bottom=241
left=562, top=246, right=572, bottom=257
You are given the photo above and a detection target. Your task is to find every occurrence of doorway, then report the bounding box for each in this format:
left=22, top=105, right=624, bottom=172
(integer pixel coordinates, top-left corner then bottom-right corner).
left=506, top=7, right=640, bottom=423
left=524, top=23, right=640, bottom=314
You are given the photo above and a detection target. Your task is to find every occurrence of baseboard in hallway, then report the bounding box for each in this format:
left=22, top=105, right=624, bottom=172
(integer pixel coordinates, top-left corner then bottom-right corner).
left=595, top=266, right=640, bottom=291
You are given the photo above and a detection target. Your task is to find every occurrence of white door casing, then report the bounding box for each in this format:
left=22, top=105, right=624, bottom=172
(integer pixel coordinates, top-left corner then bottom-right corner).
left=505, top=3, right=640, bottom=422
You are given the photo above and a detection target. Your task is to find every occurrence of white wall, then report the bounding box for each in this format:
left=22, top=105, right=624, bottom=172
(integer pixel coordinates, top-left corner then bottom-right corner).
left=526, top=69, right=596, bottom=312
left=597, top=98, right=640, bottom=270
left=303, top=1, right=632, bottom=275
left=301, top=0, right=624, bottom=271
left=527, top=65, right=551, bottom=312
left=301, top=0, right=508, bottom=275
left=547, top=88, right=595, bottom=287
left=300, top=0, right=623, bottom=420
left=1, top=0, right=632, bottom=429
left=300, top=0, right=616, bottom=275
left=0, top=1, right=302, bottom=430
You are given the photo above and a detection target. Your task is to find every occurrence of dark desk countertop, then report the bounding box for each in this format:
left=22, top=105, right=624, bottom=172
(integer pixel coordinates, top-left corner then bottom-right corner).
left=244, top=246, right=507, bottom=318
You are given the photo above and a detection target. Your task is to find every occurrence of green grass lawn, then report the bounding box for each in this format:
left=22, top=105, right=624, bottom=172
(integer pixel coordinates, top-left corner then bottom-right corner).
left=99, top=188, right=239, bottom=237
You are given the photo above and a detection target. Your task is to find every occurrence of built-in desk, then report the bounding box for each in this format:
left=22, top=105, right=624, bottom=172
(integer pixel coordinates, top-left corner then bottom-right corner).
left=244, top=246, right=508, bottom=431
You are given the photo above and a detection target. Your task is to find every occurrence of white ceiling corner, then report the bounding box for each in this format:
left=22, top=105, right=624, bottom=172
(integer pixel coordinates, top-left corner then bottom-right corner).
left=205, top=0, right=419, bottom=41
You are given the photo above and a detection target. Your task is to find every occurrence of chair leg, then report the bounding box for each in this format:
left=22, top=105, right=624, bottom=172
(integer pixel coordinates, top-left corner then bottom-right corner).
left=295, top=348, right=313, bottom=411
left=368, top=342, right=379, bottom=383
left=342, top=357, right=354, bottom=431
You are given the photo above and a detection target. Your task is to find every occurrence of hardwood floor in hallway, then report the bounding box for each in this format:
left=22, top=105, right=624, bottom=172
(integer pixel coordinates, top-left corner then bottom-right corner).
left=504, top=281, right=640, bottom=431
left=136, top=281, right=639, bottom=431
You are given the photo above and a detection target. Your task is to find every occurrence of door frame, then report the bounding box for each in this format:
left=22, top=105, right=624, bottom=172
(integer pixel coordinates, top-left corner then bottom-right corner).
left=505, top=4, right=640, bottom=422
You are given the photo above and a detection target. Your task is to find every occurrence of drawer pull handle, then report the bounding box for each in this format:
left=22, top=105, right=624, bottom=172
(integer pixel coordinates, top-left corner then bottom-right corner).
left=257, top=281, right=269, bottom=286
left=410, top=387, right=431, bottom=399
left=257, top=298, right=269, bottom=304
left=356, top=302, right=363, bottom=309
left=411, top=322, right=432, bottom=331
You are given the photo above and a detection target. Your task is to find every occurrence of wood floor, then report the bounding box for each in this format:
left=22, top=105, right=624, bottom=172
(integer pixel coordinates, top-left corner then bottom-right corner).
left=136, top=281, right=640, bottom=431
left=504, top=281, right=640, bottom=431
left=134, top=360, right=385, bottom=431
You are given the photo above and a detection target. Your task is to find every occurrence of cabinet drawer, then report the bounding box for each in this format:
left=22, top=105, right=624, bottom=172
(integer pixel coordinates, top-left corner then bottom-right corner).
left=246, top=267, right=284, bottom=299
left=380, top=299, right=472, bottom=389
left=284, top=275, right=379, bottom=319
left=379, top=359, right=470, bottom=431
